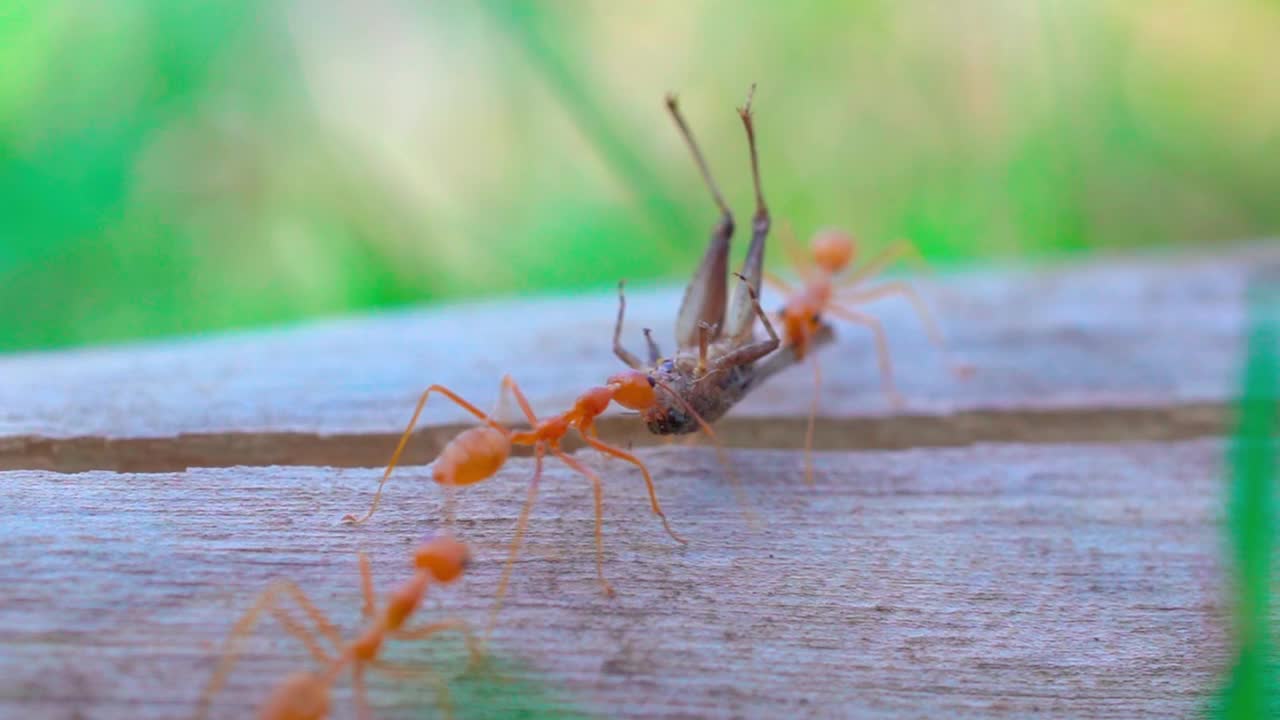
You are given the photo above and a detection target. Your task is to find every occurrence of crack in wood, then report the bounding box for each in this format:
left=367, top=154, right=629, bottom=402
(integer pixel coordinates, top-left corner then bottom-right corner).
left=0, top=401, right=1229, bottom=473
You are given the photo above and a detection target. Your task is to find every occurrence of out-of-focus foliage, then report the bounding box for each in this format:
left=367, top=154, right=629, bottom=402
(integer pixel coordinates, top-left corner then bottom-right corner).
left=2, top=0, right=1279, bottom=351
left=1213, top=278, right=1279, bottom=719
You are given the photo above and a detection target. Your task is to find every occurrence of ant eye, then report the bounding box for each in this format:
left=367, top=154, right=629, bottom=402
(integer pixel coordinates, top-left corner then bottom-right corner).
left=813, top=312, right=822, bottom=323
left=647, top=376, right=656, bottom=388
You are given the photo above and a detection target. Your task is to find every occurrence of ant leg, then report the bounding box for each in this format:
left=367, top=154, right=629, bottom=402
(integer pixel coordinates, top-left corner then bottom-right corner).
left=368, top=660, right=455, bottom=716
left=443, top=484, right=459, bottom=534
left=394, top=615, right=477, bottom=639
left=649, top=378, right=759, bottom=529
left=839, top=281, right=943, bottom=343
left=778, top=219, right=810, bottom=285
left=836, top=283, right=972, bottom=378
left=380, top=619, right=480, bottom=720
left=552, top=448, right=618, bottom=597
left=195, top=580, right=338, bottom=720
left=838, top=239, right=926, bottom=288
left=500, top=375, right=541, bottom=426
left=713, top=273, right=781, bottom=371
left=803, top=349, right=821, bottom=487
left=359, top=553, right=377, bottom=621
left=613, top=281, right=645, bottom=370
left=435, top=670, right=459, bottom=720
left=726, top=85, right=771, bottom=343
left=486, top=449, right=544, bottom=638
left=278, top=581, right=346, bottom=655
left=353, top=663, right=372, bottom=720
left=642, top=328, right=662, bottom=364
left=343, top=384, right=508, bottom=525
left=826, top=305, right=905, bottom=408
left=667, top=92, right=732, bottom=350
left=763, top=269, right=794, bottom=295
left=487, top=374, right=514, bottom=426
left=393, top=617, right=482, bottom=667
left=576, top=432, right=687, bottom=545
left=269, top=606, right=333, bottom=666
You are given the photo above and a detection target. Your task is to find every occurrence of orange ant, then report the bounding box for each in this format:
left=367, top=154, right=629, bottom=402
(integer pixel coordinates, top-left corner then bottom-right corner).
left=765, top=225, right=972, bottom=484
left=194, top=535, right=479, bottom=720
left=341, top=367, right=726, bottom=631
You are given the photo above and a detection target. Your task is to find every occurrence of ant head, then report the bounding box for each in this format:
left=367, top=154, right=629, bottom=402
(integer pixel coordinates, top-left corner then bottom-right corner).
left=415, top=535, right=470, bottom=583
left=810, top=227, right=855, bottom=273
left=607, top=369, right=656, bottom=411
left=259, top=671, right=330, bottom=720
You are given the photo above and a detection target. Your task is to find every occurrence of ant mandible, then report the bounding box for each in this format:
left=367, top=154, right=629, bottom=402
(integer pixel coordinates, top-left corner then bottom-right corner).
left=194, top=535, right=478, bottom=720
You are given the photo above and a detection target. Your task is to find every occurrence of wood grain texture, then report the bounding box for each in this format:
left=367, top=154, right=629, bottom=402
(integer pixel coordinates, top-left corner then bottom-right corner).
left=0, top=440, right=1230, bottom=719
left=1, top=243, right=1274, bottom=472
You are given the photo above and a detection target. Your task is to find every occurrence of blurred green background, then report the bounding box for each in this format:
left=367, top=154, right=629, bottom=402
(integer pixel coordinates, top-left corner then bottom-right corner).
left=2, top=0, right=1278, bottom=353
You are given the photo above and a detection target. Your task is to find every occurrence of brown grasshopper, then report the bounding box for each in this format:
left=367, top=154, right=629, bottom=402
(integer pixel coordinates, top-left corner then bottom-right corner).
left=614, top=86, right=833, bottom=435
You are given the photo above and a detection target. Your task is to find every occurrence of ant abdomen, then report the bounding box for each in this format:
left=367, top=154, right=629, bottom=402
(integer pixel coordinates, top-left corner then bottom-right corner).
left=811, top=227, right=855, bottom=273
left=256, top=672, right=329, bottom=720
left=432, top=426, right=510, bottom=486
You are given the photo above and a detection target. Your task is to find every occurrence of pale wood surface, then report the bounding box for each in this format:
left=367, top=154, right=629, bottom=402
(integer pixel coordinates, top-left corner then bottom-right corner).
left=0, top=245, right=1271, bottom=719
left=1, top=243, right=1272, bottom=472
left=0, top=441, right=1229, bottom=719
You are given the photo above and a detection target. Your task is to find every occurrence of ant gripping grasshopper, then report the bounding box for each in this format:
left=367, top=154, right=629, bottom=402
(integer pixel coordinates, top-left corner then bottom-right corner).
left=340, top=368, right=732, bottom=634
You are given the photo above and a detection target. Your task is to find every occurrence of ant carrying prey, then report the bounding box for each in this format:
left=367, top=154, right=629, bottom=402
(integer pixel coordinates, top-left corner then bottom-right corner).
left=341, top=367, right=728, bottom=633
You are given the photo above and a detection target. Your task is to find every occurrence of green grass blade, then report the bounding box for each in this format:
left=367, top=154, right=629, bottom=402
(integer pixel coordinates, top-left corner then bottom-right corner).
left=474, top=1, right=695, bottom=247
left=1214, top=273, right=1279, bottom=718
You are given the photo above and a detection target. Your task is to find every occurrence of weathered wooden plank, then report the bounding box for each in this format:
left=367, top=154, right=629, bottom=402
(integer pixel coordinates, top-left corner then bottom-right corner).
left=1, top=243, right=1271, bottom=472
left=0, top=440, right=1230, bottom=719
